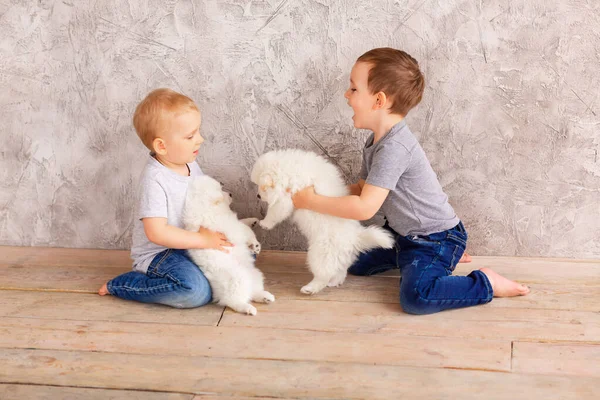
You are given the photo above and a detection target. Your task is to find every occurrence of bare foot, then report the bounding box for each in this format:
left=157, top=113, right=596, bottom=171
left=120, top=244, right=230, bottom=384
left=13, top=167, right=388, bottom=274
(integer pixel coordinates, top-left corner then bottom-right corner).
left=459, top=252, right=472, bottom=263
left=98, top=283, right=110, bottom=296
left=479, top=267, right=530, bottom=297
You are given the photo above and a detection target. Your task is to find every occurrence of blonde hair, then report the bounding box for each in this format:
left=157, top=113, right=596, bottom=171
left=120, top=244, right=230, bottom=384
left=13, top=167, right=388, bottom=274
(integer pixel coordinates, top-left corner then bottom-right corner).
left=133, top=88, right=199, bottom=151
left=357, top=48, right=425, bottom=116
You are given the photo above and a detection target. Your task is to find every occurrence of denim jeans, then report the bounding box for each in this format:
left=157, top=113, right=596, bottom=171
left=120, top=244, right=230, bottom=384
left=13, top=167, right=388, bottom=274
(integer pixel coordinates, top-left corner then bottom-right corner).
left=348, top=221, right=492, bottom=315
left=107, top=249, right=212, bottom=309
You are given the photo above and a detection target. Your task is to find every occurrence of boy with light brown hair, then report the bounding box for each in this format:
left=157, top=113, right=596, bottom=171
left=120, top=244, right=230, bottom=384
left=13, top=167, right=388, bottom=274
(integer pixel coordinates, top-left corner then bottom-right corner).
left=293, top=48, right=529, bottom=314
left=99, top=88, right=231, bottom=308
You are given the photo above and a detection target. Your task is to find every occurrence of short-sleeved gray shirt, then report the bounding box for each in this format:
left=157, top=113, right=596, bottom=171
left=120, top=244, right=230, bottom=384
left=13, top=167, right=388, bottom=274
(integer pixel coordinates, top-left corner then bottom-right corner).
left=130, top=156, right=203, bottom=273
left=360, top=120, right=459, bottom=236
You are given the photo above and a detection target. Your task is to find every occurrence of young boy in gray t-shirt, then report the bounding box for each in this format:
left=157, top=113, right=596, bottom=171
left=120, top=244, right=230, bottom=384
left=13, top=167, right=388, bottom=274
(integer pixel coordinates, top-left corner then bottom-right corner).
left=292, top=48, right=529, bottom=314
left=98, top=89, right=232, bottom=308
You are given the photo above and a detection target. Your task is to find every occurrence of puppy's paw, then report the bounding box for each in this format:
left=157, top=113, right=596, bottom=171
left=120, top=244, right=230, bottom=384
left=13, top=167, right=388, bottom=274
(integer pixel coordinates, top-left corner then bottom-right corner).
left=253, top=291, right=275, bottom=304
left=248, top=239, right=261, bottom=255
left=240, top=217, right=259, bottom=228
left=241, top=304, right=257, bottom=316
left=327, top=278, right=345, bottom=287
left=247, top=304, right=257, bottom=316
left=300, top=284, right=320, bottom=295
left=327, top=273, right=347, bottom=287
left=229, top=302, right=257, bottom=316
left=259, top=219, right=275, bottom=230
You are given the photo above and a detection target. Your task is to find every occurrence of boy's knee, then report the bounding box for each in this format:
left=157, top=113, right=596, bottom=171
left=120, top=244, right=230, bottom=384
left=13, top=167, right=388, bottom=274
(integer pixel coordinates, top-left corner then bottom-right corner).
left=399, top=289, right=435, bottom=315
left=170, top=275, right=212, bottom=308
left=175, top=292, right=212, bottom=308
left=172, top=288, right=212, bottom=309
left=187, top=276, right=213, bottom=307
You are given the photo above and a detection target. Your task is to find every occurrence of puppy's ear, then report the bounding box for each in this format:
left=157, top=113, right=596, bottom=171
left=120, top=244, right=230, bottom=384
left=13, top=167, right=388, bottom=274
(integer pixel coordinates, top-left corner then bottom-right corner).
left=259, top=174, right=275, bottom=192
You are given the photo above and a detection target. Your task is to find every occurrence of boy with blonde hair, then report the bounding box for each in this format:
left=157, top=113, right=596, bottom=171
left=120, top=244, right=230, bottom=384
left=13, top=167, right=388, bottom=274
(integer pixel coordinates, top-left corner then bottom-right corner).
left=293, top=48, right=529, bottom=314
left=99, top=88, right=232, bottom=308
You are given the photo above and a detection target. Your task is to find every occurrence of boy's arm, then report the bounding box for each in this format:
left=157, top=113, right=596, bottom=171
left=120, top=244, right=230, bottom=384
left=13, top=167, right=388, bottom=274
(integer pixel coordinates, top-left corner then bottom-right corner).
left=143, top=217, right=232, bottom=251
left=348, top=179, right=366, bottom=196
left=292, top=183, right=388, bottom=221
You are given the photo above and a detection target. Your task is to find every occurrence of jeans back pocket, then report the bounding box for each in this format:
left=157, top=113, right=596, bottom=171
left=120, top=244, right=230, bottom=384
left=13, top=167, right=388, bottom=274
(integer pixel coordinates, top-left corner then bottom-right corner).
left=446, top=232, right=467, bottom=248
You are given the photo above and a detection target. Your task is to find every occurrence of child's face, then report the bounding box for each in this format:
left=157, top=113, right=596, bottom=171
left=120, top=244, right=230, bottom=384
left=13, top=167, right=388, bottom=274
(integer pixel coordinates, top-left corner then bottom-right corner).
left=344, top=62, right=378, bottom=130
left=158, top=110, right=204, bottom=165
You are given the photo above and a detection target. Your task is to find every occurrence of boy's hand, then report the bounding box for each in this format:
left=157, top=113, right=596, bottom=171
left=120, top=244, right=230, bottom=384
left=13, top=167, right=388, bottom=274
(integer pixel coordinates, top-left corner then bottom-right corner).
left=292, top=186, right=316, bottom=209
left=198, top=227, right=233, bottom=252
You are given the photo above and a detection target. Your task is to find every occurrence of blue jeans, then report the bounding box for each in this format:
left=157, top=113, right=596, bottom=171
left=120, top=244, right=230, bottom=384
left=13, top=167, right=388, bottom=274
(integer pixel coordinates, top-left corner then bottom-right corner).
left=107, top=249, right=212, bottom=309
left=348, top=221, right=492, bottom=315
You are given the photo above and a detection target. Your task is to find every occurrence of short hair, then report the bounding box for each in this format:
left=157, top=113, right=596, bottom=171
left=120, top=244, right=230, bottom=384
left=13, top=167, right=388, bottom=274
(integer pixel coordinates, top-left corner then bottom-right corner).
left=357, top=48, right=425, bottom=116
left=133, top=88, right=199, bottom=151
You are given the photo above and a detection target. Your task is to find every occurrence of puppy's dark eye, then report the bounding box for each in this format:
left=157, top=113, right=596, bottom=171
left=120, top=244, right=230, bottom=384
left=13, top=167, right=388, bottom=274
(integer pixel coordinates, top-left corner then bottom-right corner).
left=257, top=194, right=261, bottom=199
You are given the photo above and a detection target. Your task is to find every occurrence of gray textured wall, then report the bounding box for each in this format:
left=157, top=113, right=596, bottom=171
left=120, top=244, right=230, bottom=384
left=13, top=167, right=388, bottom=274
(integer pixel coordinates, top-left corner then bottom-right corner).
left=1, top=0, right=599, bottom=258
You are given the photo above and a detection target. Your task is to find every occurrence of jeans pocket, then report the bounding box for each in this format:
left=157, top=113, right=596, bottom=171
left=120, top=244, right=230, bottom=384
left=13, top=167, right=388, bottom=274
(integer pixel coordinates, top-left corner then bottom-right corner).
left=406, top=234, right=441, bottom=246
left=447, top=232, right=467, bottom=247
left=146, top=249, right=172, bottom=278
left=448, top=244, right=464, bottom=274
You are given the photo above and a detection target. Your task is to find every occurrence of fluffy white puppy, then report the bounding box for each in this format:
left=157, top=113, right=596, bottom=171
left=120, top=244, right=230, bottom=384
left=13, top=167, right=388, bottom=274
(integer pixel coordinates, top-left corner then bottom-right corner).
left=183, top=175, right=274, bottom=315
left=251, top=149, right=395, bottom=295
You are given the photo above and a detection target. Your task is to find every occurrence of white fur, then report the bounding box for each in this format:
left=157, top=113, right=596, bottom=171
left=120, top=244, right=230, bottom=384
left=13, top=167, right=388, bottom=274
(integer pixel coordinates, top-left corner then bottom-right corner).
left=251, top=149, right=395, bottom=295
left=183, top=175, right=274, bottom=315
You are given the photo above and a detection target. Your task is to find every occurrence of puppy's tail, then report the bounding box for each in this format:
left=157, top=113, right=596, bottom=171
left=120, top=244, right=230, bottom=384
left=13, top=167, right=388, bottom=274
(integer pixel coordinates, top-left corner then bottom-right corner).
left=354, top=225, right=395, bottom=253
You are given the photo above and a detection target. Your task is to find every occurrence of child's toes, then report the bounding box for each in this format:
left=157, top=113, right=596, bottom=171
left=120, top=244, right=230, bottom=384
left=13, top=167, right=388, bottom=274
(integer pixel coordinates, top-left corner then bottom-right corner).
left=98, top=283, right=109, bottom=296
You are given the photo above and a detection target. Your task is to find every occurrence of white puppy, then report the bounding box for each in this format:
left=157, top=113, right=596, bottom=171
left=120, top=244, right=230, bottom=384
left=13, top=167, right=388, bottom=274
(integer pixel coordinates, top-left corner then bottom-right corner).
left=183, top=175, right=274, bottom=315
left=251, top=149, right=395, bottom=295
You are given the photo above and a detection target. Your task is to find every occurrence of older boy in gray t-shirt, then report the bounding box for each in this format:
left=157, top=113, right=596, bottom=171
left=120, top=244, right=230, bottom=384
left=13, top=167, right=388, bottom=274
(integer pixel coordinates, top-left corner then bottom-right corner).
left=292, top=48, right=530, bottom=315
left=360, top=119, right=459, bottom=237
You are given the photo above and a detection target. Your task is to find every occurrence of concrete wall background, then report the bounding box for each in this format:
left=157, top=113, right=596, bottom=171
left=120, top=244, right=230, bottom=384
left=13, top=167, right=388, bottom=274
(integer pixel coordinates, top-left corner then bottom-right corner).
left=1, top=0, right=599, bottom=258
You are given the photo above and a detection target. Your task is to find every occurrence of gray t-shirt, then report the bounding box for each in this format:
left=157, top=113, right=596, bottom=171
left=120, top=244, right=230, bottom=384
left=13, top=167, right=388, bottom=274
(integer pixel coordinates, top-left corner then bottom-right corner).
left=130, top=156, right=203, bottom=273
left=360, top=120, right=459, bottom=236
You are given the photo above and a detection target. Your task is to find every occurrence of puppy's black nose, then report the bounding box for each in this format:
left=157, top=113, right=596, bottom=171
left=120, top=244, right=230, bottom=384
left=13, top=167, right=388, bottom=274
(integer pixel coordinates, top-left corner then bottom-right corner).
left=257, top=194, right=261, bottom=199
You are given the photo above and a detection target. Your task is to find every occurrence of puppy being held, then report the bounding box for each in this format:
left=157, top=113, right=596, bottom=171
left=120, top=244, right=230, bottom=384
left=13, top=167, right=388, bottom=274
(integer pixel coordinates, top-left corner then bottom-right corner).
left=184, top=175, right=274, bottom=315
left=251, top=149, right=394, bottom=295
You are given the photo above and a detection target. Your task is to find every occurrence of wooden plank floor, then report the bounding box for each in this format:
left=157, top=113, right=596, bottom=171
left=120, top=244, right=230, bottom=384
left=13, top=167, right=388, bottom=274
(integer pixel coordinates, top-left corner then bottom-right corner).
left=0, top=246, right=598, bottom=399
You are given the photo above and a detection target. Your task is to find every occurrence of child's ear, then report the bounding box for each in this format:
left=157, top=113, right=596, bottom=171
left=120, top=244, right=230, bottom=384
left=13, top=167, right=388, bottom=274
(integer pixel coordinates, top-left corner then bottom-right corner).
left=259, top=174, right=274, bottom=192
left=374, top=92, right=388, bottom=110
left=153, top=138, right=167, bottom=155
